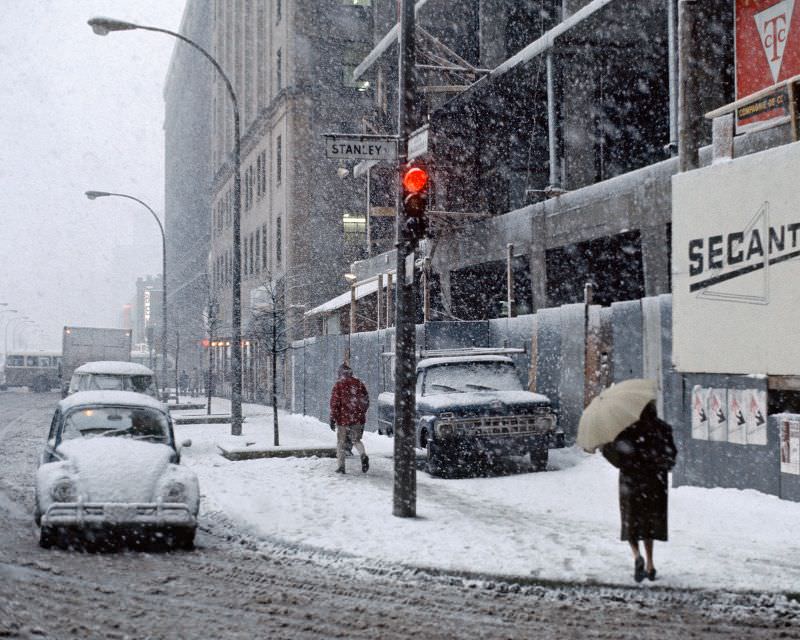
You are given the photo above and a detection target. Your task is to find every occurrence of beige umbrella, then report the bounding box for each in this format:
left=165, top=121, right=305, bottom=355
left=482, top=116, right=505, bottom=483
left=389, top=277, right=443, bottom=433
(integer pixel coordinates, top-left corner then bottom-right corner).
left=577, top=379, right=657, bottom=452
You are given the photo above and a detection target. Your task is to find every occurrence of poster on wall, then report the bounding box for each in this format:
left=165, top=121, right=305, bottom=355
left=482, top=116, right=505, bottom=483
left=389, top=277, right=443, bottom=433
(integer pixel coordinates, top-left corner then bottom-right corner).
left=691, top=385, right=710, bottom=439
left=744, top=388, right=768, bottom=445
left=736, top=0, right=800, bottom=131
left=708, top=388, right=729, bottom=442
left=727, top=389, right=748, bottom=444
left=780, top=418, right=800, bottom=474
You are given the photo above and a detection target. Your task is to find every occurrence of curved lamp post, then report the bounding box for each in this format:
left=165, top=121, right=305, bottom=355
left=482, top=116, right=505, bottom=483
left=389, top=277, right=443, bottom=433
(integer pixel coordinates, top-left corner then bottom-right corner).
left=86, top=190, right=168, bottom=400
left=88, top=16, right=243, bottom=435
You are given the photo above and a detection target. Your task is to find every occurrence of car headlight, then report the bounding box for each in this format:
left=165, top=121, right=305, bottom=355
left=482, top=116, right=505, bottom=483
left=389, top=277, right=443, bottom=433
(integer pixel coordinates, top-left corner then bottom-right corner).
left=534, top=415, right=555, bottom=432
left=160, top=481, right=187, bottom=503
left=50, top=479, right=78, bottom=502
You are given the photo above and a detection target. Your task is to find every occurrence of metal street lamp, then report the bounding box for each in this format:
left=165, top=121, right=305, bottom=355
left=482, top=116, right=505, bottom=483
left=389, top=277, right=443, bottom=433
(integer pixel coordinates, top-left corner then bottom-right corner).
left=85, top=190, right=168, bottom=400
left=88, top=16, right=244, bottom=435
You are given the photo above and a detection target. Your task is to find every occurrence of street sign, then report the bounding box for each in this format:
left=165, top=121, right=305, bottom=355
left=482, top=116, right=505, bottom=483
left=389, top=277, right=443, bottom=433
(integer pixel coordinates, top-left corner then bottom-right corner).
left=324, top=133, right=397, bottom=161
left=407, top=125, right=429, bottom=160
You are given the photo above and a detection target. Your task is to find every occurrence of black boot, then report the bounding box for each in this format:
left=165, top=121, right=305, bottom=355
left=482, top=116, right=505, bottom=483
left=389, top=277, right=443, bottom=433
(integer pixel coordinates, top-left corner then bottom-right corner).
left=361, top=455, right=369, bottom=473
left=634, top=556, right=646, bottom=583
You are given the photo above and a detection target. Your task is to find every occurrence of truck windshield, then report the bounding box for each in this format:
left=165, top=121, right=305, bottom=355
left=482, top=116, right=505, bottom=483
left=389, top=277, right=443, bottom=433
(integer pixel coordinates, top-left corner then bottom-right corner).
left=423, top=362, right=523, bottom=395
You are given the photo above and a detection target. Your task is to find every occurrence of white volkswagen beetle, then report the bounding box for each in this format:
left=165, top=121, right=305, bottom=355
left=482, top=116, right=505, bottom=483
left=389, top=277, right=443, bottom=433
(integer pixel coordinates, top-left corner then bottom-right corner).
left=35, top=391, right=199, bottom=549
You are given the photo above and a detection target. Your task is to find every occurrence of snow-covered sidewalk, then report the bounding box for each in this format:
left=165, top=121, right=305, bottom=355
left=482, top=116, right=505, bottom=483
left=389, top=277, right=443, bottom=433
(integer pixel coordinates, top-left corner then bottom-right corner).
left=173, top=398, right=800, bottom=594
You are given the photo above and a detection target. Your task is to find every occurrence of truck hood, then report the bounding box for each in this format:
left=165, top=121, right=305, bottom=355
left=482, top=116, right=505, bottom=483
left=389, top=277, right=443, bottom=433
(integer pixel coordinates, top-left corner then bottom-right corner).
left=380, top=390, right=552, bottom=417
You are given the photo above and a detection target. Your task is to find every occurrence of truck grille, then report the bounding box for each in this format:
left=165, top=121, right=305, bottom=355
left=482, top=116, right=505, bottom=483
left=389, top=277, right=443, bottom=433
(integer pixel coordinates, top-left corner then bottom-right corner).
left=439, top=414, right=554, bottom=437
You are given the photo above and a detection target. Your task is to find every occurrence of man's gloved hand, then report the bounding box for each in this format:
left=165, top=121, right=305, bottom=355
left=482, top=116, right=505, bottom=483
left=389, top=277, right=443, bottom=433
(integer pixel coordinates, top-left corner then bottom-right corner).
left=330, top=420, right=336, bottom=432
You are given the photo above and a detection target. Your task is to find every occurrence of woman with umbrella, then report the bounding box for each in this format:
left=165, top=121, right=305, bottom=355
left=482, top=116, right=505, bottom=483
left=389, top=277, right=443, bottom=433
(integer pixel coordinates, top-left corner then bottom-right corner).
left=578, top=380, right=677, bottom=583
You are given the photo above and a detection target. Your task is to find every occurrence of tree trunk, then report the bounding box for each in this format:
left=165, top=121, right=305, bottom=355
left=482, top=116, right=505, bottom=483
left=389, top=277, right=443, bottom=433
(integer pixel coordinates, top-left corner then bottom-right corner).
left=272, top=308, right=279, bottom=446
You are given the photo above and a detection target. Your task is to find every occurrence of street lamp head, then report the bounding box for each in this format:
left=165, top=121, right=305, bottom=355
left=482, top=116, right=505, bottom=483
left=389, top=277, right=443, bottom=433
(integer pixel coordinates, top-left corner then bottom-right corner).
left=85, top=190, right=112, bottom=200
left=87, top=17, right=139, bottom=36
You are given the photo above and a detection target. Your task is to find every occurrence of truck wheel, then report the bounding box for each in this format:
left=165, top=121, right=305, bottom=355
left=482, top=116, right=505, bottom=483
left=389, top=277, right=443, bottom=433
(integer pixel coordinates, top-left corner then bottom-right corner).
left=174, top=529, right=196, bottom=551
left=39, top=526, right=55, bottom=549
left=530, top=448, right=549, bottom=472
left=426, top=442, right=449, bottom=478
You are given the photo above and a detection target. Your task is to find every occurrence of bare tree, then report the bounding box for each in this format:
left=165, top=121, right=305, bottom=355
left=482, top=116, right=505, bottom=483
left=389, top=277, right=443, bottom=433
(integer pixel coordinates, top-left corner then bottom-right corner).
left=250, top=271, right=293, bottom=446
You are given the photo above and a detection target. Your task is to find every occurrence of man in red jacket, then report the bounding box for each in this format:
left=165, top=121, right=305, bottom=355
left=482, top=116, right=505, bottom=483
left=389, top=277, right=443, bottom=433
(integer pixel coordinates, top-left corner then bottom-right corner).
left=329, top=363, right=370, bottom=474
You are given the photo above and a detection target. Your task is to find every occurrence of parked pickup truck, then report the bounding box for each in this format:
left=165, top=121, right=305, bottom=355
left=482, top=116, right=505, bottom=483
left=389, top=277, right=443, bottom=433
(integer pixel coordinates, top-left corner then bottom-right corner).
left=377, top=349, right=563, bottom=477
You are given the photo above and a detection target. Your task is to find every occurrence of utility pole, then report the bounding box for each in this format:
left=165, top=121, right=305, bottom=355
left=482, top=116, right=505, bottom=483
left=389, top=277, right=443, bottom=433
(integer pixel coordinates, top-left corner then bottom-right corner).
left=393, top=0, right=417, bottom=518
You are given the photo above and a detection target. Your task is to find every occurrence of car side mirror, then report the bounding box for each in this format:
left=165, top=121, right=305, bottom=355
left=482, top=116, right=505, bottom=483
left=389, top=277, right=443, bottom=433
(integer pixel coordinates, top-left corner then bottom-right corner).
left=181, top=439, right=192, bottom=448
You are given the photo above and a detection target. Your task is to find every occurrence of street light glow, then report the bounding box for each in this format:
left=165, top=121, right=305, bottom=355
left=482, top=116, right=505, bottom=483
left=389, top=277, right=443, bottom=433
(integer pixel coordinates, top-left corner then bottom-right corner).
left=87, top=17, right=139, bottom=36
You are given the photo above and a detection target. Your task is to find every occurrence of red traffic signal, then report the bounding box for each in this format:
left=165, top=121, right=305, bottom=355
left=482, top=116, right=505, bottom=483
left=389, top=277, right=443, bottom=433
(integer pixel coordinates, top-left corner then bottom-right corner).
left=402, top=166, right=429, bottom=194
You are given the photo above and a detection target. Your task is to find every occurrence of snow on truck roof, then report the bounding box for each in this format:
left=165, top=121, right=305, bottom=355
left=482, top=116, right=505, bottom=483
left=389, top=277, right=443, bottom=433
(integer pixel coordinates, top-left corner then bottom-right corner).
left=58, top=390, right=166, bottom=413
left=74, top=361, right=154, bottom=375
left=417, top=355, right=514, bottom=369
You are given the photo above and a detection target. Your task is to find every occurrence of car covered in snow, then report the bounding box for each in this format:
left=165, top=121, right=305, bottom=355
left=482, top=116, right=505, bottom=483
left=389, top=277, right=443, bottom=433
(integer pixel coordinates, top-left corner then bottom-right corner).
left=66, top=361, right=159, bottom=398
left=35, top=390, right=198, bottom=549
left=378, top=350, right=562, bottom=477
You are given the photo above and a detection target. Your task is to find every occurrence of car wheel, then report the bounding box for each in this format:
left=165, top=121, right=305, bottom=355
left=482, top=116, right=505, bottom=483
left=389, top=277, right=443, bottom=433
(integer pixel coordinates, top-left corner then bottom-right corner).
left=530, top=448, right=549, bottom=472
left=39, top=526, right=55, bottom=549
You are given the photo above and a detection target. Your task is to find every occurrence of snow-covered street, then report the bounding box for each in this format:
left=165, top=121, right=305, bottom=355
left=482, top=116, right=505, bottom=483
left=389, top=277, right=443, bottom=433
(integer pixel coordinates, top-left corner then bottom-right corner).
left=177, top=398, right=800, bottom=594
left=2, top=391, right=799, bottom=639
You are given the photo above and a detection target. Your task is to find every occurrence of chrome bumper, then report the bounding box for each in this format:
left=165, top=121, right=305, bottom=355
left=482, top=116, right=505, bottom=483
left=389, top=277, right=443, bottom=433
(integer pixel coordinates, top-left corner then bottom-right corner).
left=42, top=500, right=196, bottom=528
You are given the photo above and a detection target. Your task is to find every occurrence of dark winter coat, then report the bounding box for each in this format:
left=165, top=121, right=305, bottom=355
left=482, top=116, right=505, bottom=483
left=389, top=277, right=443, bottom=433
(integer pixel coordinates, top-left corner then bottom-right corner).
left=330, top=374, right=369, bottom=426
left=601, top=403, right=677, bottom=542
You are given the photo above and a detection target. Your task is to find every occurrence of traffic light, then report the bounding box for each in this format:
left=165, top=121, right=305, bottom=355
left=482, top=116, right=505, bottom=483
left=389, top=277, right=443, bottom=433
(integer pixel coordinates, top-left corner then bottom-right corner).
left=402, top=165, right=429, bottom=244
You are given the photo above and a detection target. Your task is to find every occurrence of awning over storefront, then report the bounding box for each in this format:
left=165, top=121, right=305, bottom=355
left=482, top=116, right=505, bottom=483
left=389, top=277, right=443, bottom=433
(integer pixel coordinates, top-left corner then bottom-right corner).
left=305, top=273, right=395, bottom=318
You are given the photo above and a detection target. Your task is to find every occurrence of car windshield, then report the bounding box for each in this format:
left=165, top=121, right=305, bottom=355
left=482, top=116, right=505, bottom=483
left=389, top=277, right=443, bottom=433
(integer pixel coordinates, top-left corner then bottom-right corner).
left=61, top=406, right=170, bottom=444
left=423, top=361, right=524, bottom=395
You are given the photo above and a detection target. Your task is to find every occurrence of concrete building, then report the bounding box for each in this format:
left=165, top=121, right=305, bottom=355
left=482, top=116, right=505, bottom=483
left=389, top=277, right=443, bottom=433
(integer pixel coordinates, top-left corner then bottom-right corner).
left=326, top=0, right=734, bottom=325
left=164, top=0, right=214, bottom=375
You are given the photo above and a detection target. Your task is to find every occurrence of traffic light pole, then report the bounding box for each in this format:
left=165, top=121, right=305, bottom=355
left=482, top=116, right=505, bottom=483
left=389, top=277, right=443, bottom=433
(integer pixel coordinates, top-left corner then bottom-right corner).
left=393, top=0, right=417, bottom=518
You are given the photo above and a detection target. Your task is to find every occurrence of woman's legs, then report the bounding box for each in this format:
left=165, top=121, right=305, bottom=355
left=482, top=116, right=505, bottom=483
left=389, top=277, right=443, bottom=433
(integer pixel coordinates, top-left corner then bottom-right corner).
left=643, top=539, right=654, bottom=572
left=629, top=540, right=646, bottom=582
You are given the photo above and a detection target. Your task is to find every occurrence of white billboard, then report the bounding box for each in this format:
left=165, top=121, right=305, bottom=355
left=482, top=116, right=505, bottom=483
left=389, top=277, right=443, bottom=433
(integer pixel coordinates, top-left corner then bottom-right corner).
left=672, top=141, right=800, bottom=374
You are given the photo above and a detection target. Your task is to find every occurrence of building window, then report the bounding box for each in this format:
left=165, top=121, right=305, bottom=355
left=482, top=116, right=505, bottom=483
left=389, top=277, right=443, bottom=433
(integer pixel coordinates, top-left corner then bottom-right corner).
left=341, top=0, right=371, bottom=5
left=276, top=135, right=282, bottom=185
left=276, top=215, right=282, bottom=265
left=250, top=234, right=255, bottom=275
left=255, top=228, right=261, bottom=273
left=262, top=223, right=268, bottom=270
left=276, top=48, right=282, bottom=92
left=276, top=0, right=281, bottom=23
left=342, top=212, right=367, bottom=243
left=256, top=151, right=266, bottom=198
left=244, top=167, right=251, bottom=211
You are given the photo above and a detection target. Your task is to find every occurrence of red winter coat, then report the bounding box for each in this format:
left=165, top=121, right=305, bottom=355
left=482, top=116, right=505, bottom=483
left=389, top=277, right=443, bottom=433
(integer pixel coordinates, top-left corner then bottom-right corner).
left=330, top=376, right=370, bottom=426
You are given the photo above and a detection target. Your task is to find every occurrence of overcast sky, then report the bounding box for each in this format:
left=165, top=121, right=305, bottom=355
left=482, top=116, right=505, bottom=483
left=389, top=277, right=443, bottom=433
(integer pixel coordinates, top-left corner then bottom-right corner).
left=0, top=0, right=186, bottom=352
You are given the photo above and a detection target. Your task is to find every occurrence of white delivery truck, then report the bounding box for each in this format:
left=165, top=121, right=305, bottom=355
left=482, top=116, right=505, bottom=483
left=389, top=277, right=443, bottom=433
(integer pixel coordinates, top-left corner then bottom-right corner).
left=60, top=326, right=133, bottom=396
